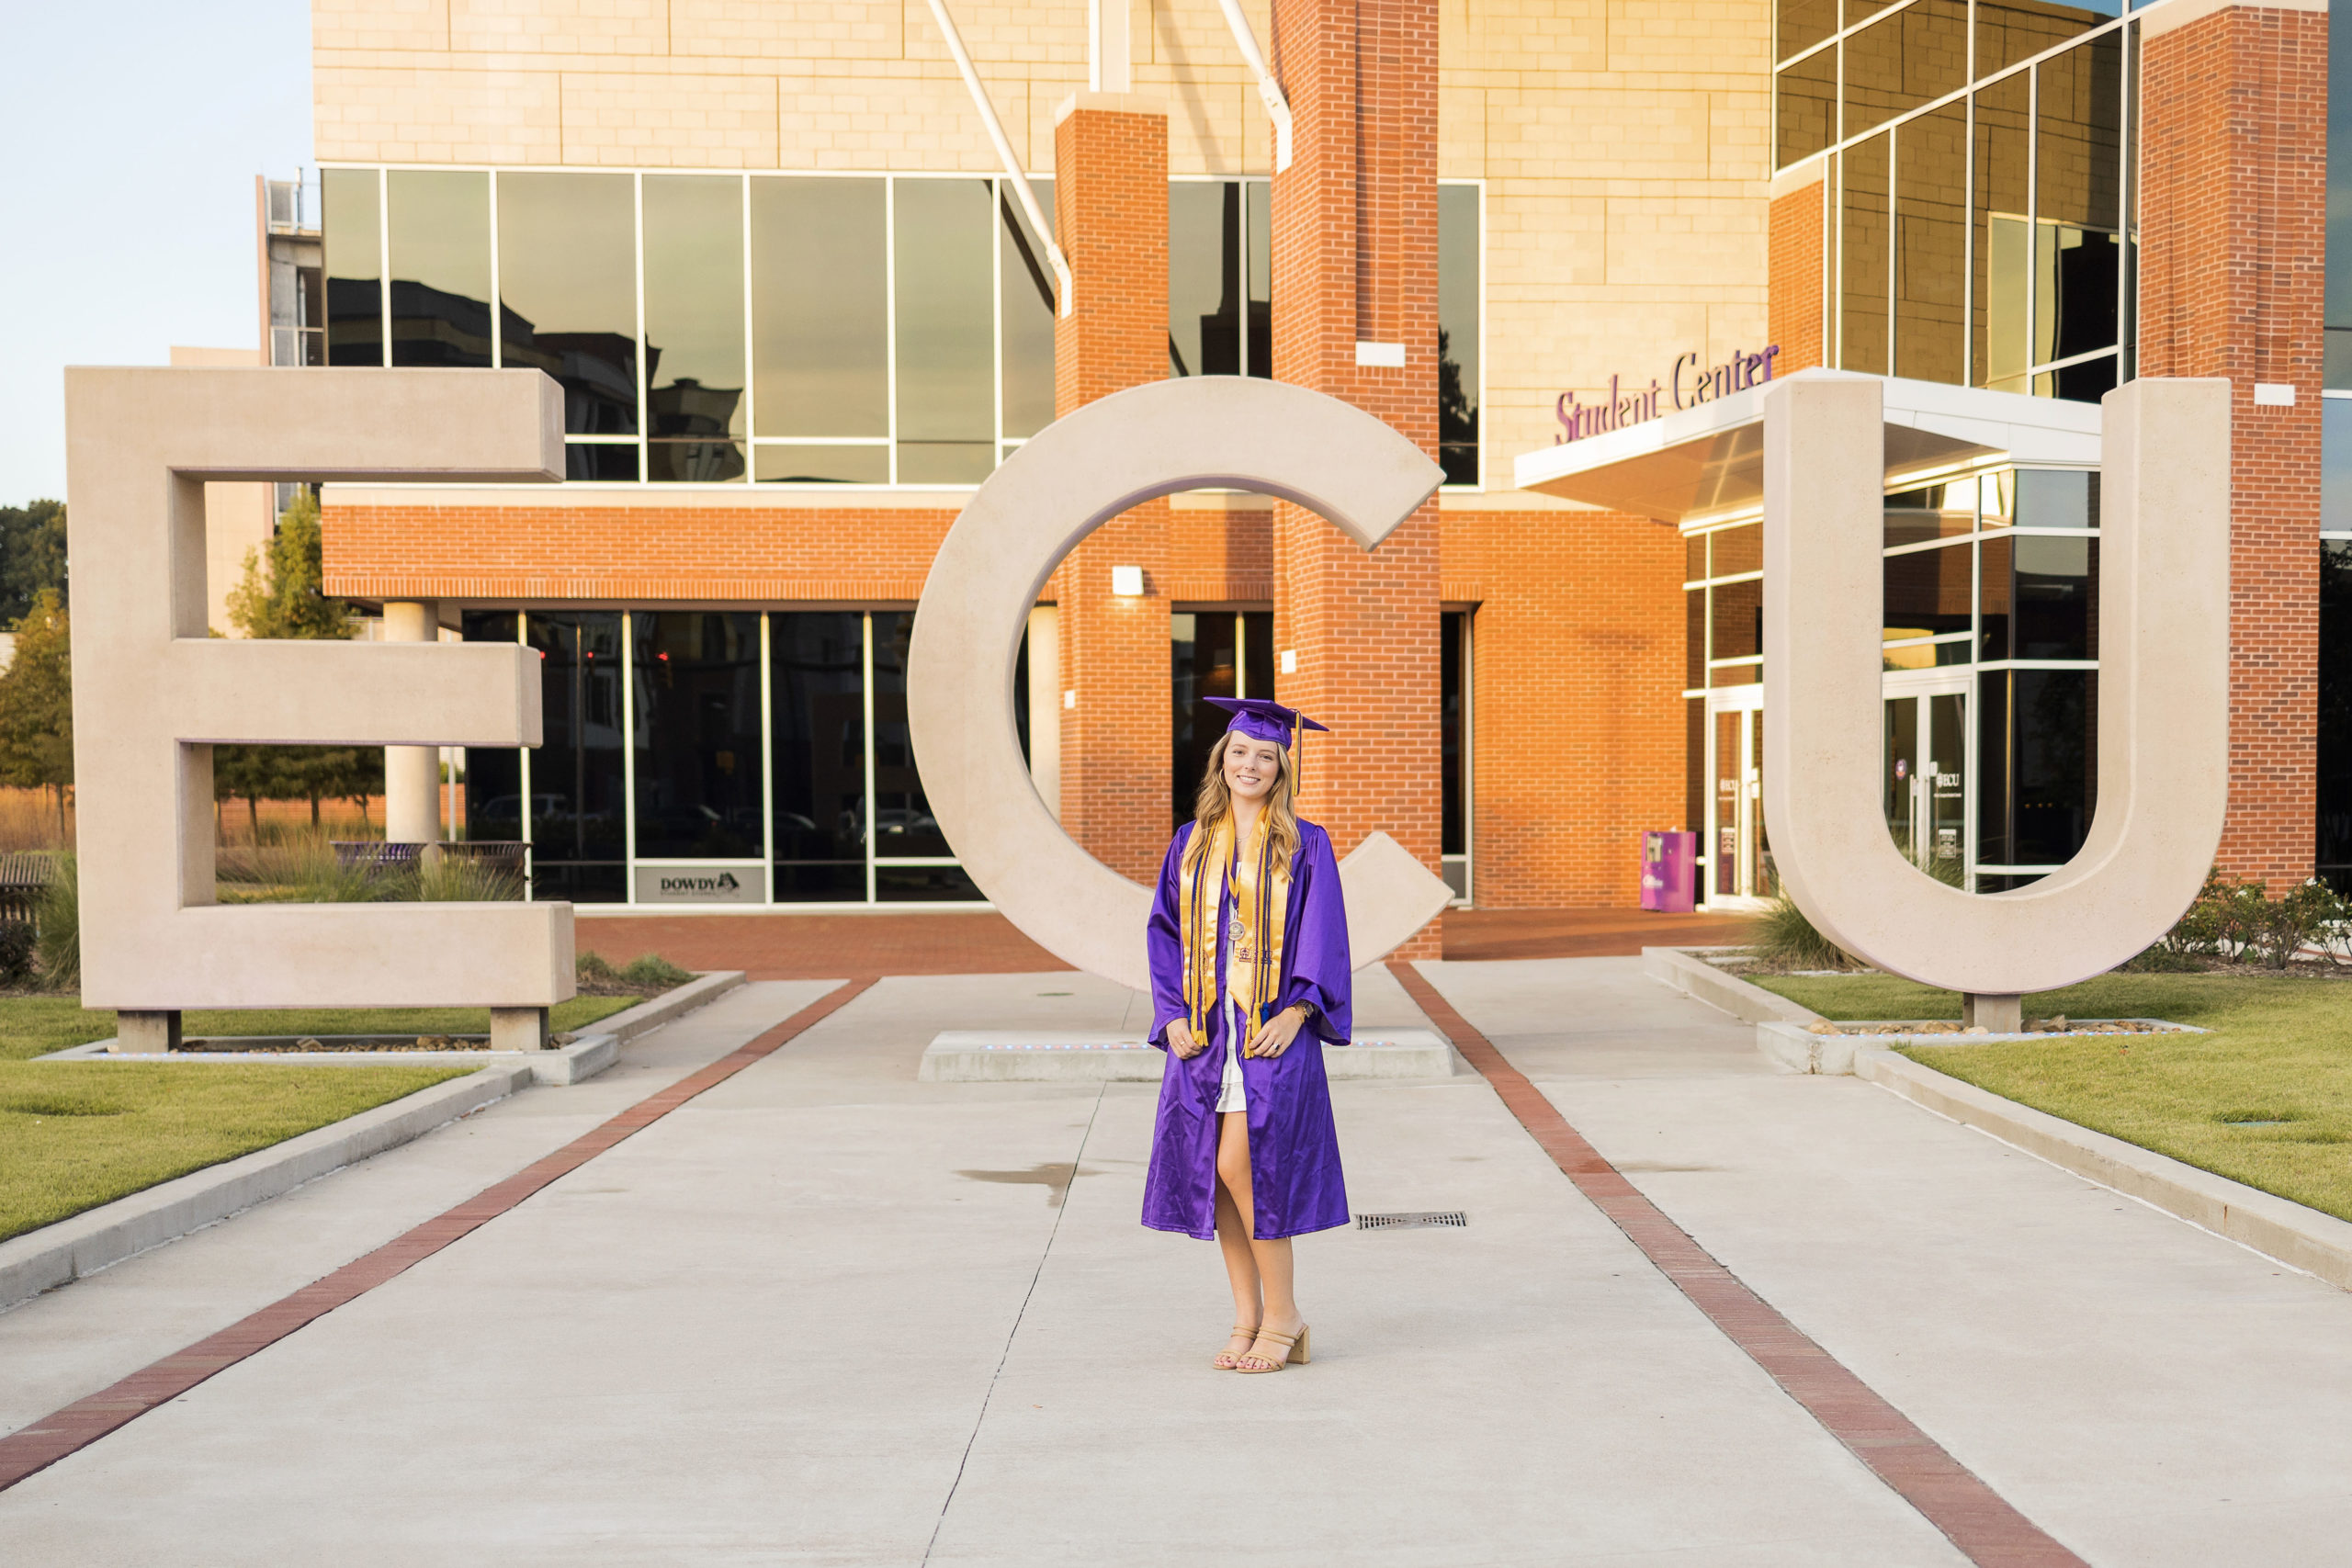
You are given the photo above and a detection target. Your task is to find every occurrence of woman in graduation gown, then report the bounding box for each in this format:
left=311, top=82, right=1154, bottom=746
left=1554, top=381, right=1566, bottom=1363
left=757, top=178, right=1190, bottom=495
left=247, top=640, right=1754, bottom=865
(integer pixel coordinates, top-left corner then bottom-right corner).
left=1143, top=697, right=1352, bottom=1374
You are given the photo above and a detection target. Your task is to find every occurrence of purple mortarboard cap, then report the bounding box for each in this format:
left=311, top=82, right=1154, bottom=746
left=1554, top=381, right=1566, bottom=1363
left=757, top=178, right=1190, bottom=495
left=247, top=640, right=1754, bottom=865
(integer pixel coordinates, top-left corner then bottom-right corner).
left=1204, top=697, right=1329, bottom=749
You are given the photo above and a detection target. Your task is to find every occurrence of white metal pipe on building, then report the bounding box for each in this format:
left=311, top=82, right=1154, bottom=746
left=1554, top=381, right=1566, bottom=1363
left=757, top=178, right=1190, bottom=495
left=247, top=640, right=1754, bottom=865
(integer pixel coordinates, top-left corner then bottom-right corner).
left=1215, top=0, right=1295, bottom=172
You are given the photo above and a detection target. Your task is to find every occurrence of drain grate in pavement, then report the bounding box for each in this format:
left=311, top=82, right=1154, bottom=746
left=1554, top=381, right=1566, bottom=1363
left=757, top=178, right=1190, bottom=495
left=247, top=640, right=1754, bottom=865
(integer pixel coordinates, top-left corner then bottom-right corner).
left=1356, top=1211, right=1466, bottom=1231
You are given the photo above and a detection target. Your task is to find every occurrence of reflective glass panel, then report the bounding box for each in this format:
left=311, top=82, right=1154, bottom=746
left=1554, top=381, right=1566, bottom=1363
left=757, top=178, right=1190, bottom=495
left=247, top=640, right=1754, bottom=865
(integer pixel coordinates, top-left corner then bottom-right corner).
left=499, top=173, right=639, bottom=436
left=2035, top=39, right=2123, bottom=369
left=1883, top=483, right=1974, bottom=547
left=1713, top=578, right=1762, bottom=662
left=1687, top=587, right=1707, bottom=687
left=1895, top=101, right=1967, bottom=386
left=1712, top=523, right=1762, bottom=577
left=1978, top=668, right=2097, bottom=863
left=771, top=611, right=867, bottom=900
left=460, top=612, right=523, bottom=842
left=2014, top=468, right=2096, bottom=527
left=2321, top=542, right=2352, bottom=883
left=644, top=175, right=746, bottom=483
left=566, top=443, right=640, bottom=482
left=1442, top=611, right=1467, bottom=859
left=1979, top=534, right=2013, bottom=659
left=1778, top=0, right=1837, bottom=62
left=387, top=170, right=492, bottom=368
left=322, top=167, right=382, bottom=367
left=523, top=611, right=628, bottom=901
left=1978, top=0, right=2118, bottom=82
left=1439, top=182, right=1483, bottom=486
left=1839, top=136, right=1891, bottom=375
left=1001, top=179, right=1057, bottom=439
left=752, top=444, right=889, bottom=485
left=1173, top=609, right=1239, bottom=825
left=2330, top=0, right=2352, bottom=383
left=1248, top=180, right=1272, bottom=378
left=2326, top=400, right=2352, bottom=528
left=1843, top=0, right=1966, bottom=140
left=752, top=176, right=888, bottom=438
left=1170, top=181, right=1243, bottom=378
left=2014, top=536, right=2097, bottom=659
left=1777, top=48, right=1838, bottom=169
left=1973, top=74, right=2031, bottom=390
left=1884, top=541, right=1973, bottom=641
left=631, top=612, right=764, bottom=860
left=871, top=612, right=980, bottom=896
left=895, top=178, right=996, bottom=483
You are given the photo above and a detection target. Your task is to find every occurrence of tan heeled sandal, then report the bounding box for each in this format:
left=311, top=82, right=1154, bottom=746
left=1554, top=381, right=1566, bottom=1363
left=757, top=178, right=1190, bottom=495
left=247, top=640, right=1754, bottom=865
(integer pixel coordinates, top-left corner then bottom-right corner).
left=1212, top=1325, right=1261, bottom=1371
left=1235, top=1325, right=1310, bottom=1373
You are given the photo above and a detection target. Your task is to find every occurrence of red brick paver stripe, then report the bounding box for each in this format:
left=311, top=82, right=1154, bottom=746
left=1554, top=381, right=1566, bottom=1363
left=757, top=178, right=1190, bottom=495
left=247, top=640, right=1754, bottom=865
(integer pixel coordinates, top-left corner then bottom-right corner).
left=0, top=976, right=881, bottom=1495
left=1388, top=961, right=2087, bottom=1568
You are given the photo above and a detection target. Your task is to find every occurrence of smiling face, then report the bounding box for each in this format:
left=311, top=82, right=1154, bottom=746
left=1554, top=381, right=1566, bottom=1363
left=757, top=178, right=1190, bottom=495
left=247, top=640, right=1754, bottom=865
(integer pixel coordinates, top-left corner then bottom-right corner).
left=1220, top=731, right=1284, bottom=806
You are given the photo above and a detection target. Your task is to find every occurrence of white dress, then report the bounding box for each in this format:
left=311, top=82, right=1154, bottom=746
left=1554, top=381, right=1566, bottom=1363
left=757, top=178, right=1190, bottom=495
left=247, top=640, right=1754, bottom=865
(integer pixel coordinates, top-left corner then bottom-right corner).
left=1216, top=897, right=1250, bottom=1113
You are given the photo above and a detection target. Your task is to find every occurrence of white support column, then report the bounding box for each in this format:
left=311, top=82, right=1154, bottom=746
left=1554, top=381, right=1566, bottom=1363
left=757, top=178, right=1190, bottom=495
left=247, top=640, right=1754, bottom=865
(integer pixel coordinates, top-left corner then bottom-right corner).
left=383, top=600, right=442, bottom=845
left=1091, top=0, right=1132, bottom=92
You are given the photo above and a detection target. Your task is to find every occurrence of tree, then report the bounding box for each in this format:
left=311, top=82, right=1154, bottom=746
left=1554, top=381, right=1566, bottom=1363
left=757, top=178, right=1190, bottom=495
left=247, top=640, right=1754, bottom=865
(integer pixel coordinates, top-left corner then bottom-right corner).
left=0, top=590, right=74, bottom=835
left=0, top=500, right=68, bottom=626
left=218, top=491, right=382, bottom=829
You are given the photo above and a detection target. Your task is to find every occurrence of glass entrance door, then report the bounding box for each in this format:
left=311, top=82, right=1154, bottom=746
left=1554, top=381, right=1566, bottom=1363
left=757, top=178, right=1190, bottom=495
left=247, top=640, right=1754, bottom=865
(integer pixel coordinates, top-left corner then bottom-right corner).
left=1704, top=687, right=1766, bottom=906
left=1883, top=678, right=1969, bottom=880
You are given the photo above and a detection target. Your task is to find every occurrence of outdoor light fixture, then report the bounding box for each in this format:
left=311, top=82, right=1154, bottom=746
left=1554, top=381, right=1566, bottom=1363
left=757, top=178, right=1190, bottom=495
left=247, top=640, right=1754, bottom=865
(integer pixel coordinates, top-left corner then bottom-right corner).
left=1111, top=565, right=1146, bottom=596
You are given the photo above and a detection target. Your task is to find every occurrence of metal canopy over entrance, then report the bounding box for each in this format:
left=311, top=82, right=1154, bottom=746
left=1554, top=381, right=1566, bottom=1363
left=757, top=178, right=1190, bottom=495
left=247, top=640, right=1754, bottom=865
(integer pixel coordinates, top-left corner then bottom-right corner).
left=1511, top=369, right=2100, bottom=525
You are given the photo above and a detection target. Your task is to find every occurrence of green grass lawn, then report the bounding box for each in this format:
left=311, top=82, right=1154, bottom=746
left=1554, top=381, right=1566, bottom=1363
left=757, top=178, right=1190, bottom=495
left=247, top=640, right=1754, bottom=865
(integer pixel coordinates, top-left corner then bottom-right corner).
left=0, top=1061, right=475, bottom=1241
left=0, top=995, right=640, bottom=1063
left=1749, top=971, right=2352, bottom=1223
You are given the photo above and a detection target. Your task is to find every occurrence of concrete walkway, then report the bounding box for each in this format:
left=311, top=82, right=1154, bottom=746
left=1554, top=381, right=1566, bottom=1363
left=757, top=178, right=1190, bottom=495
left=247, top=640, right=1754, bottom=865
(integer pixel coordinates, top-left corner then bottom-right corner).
left=1, top=960, right=2347, bottom=1563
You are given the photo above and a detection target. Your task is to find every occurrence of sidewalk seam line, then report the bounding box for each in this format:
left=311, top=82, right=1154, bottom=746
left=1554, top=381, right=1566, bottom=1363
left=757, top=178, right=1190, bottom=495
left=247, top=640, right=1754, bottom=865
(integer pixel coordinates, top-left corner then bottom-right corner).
left=922, top=1081, right=1107, bottom=1566
left=1389, top=959, right=2090, bottom=1568
left=0, top=976, right=880, bottom=1495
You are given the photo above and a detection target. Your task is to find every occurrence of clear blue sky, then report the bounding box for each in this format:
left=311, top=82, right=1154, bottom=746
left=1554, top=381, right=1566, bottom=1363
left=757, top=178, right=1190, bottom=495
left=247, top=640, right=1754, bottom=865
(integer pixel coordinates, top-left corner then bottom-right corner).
left=1, top=1, right=314, bottom=504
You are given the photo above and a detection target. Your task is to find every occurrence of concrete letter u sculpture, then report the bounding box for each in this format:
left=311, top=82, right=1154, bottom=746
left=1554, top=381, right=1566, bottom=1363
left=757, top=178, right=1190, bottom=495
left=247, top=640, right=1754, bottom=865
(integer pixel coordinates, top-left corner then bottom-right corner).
left=908, top=377, right=1453, bottom=991
left=1761, top=375, right=2232, bottom=1009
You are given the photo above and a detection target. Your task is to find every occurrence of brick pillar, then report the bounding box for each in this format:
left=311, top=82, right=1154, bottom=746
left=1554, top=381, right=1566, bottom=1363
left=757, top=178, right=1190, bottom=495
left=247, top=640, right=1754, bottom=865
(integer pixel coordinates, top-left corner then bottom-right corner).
left=1052, top=94, right=1173, bottom=882
left=2138, top=2, right=2325, bottom=885
left=1269, top=0, right=1444, bottom=951
left=1768, top=166, right=1828, bottom=373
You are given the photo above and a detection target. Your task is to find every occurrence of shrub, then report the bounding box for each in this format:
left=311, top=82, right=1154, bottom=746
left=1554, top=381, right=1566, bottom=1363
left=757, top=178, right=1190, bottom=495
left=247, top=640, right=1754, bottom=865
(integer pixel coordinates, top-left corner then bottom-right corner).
left=2132, top=870, right=2352, bottom=970
left=35, top=852, right=76, bottom=990
left=407, top=851, right=523, bottom=903
left=1750, top=891, right=1863, bottom=972
left=577, top=950, right=619, bottom=982
left=619, top=953, right=695, bottom=988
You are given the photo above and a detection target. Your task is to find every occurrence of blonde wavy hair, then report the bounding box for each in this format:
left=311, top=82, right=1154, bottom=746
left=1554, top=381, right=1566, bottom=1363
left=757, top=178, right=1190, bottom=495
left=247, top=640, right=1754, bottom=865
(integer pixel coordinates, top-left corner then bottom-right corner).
left=1188, top=728, right=1301, bottom=871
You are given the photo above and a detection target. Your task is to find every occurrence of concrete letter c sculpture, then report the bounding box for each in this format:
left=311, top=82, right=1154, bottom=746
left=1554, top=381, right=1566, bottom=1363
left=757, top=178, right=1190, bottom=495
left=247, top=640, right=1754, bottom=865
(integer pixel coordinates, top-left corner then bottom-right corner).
left=908, top=377, right=1453, bottom=991
left=1762, top=374, right=2232, bottom=1001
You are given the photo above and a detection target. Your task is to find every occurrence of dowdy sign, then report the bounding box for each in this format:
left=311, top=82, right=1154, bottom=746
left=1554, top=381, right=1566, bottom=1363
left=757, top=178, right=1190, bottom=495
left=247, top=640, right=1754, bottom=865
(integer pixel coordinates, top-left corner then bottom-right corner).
left=1555, top=344, right=1781, bottom=444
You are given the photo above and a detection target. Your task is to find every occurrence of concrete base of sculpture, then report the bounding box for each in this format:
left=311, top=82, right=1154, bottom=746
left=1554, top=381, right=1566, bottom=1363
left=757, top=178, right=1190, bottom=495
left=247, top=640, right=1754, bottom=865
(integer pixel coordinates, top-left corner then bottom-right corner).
left=69, top=1031, right=619, bottom=1087
left=918, top=1028, right=1460, bottom=1082
left=492, top=1007, right=548, bottom=1053
left=117, top=1011, right=183, bottom=1055
left=1962, top=993, right=2024, bottom=1032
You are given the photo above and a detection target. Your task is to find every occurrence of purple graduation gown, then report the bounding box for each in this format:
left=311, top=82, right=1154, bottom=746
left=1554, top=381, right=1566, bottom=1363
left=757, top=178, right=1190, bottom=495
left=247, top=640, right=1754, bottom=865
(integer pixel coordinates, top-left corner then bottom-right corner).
left=1140, top=818, right=1352, bottom=1241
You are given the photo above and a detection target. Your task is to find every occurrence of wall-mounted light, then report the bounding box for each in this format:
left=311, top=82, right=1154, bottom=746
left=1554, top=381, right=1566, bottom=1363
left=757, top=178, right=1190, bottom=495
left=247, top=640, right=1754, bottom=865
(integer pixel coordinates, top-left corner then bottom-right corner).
left=1279, top=649, right=1298, bottom=673
left=1111, top=565, right=1146, bottom=597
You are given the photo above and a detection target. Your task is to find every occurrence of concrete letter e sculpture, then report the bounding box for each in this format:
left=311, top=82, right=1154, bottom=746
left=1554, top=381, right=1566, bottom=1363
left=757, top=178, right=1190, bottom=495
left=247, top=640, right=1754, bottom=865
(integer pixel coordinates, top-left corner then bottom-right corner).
left=64, top=368, right=576, bottom=1052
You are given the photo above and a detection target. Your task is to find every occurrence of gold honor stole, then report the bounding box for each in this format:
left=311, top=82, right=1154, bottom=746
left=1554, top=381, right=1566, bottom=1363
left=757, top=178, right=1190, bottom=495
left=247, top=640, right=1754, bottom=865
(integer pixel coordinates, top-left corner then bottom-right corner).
left=1179, top=813, right=1291, bottom=1040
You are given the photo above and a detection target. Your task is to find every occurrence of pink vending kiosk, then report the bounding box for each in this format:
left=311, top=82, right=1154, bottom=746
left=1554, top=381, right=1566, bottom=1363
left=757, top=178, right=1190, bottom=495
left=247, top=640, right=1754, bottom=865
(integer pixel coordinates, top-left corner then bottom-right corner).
left=1641, top=830, right=1697, bottom=913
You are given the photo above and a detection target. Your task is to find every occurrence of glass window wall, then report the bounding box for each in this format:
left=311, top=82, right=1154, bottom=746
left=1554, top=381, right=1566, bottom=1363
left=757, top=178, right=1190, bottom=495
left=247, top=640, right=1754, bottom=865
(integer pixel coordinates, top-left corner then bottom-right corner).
left=499, top=171, right=639, bottom=474
left=1781, top=0, right=2131, bottom=406
left=465, top=607, right=986, bottom=906
left=1684, top=462, right=2101, bottom=903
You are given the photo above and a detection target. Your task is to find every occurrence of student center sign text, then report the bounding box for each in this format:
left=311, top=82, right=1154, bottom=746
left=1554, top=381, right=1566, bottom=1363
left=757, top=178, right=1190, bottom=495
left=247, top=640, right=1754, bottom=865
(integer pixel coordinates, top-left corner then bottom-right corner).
left=1554, top=344, right=1781, bottom=444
